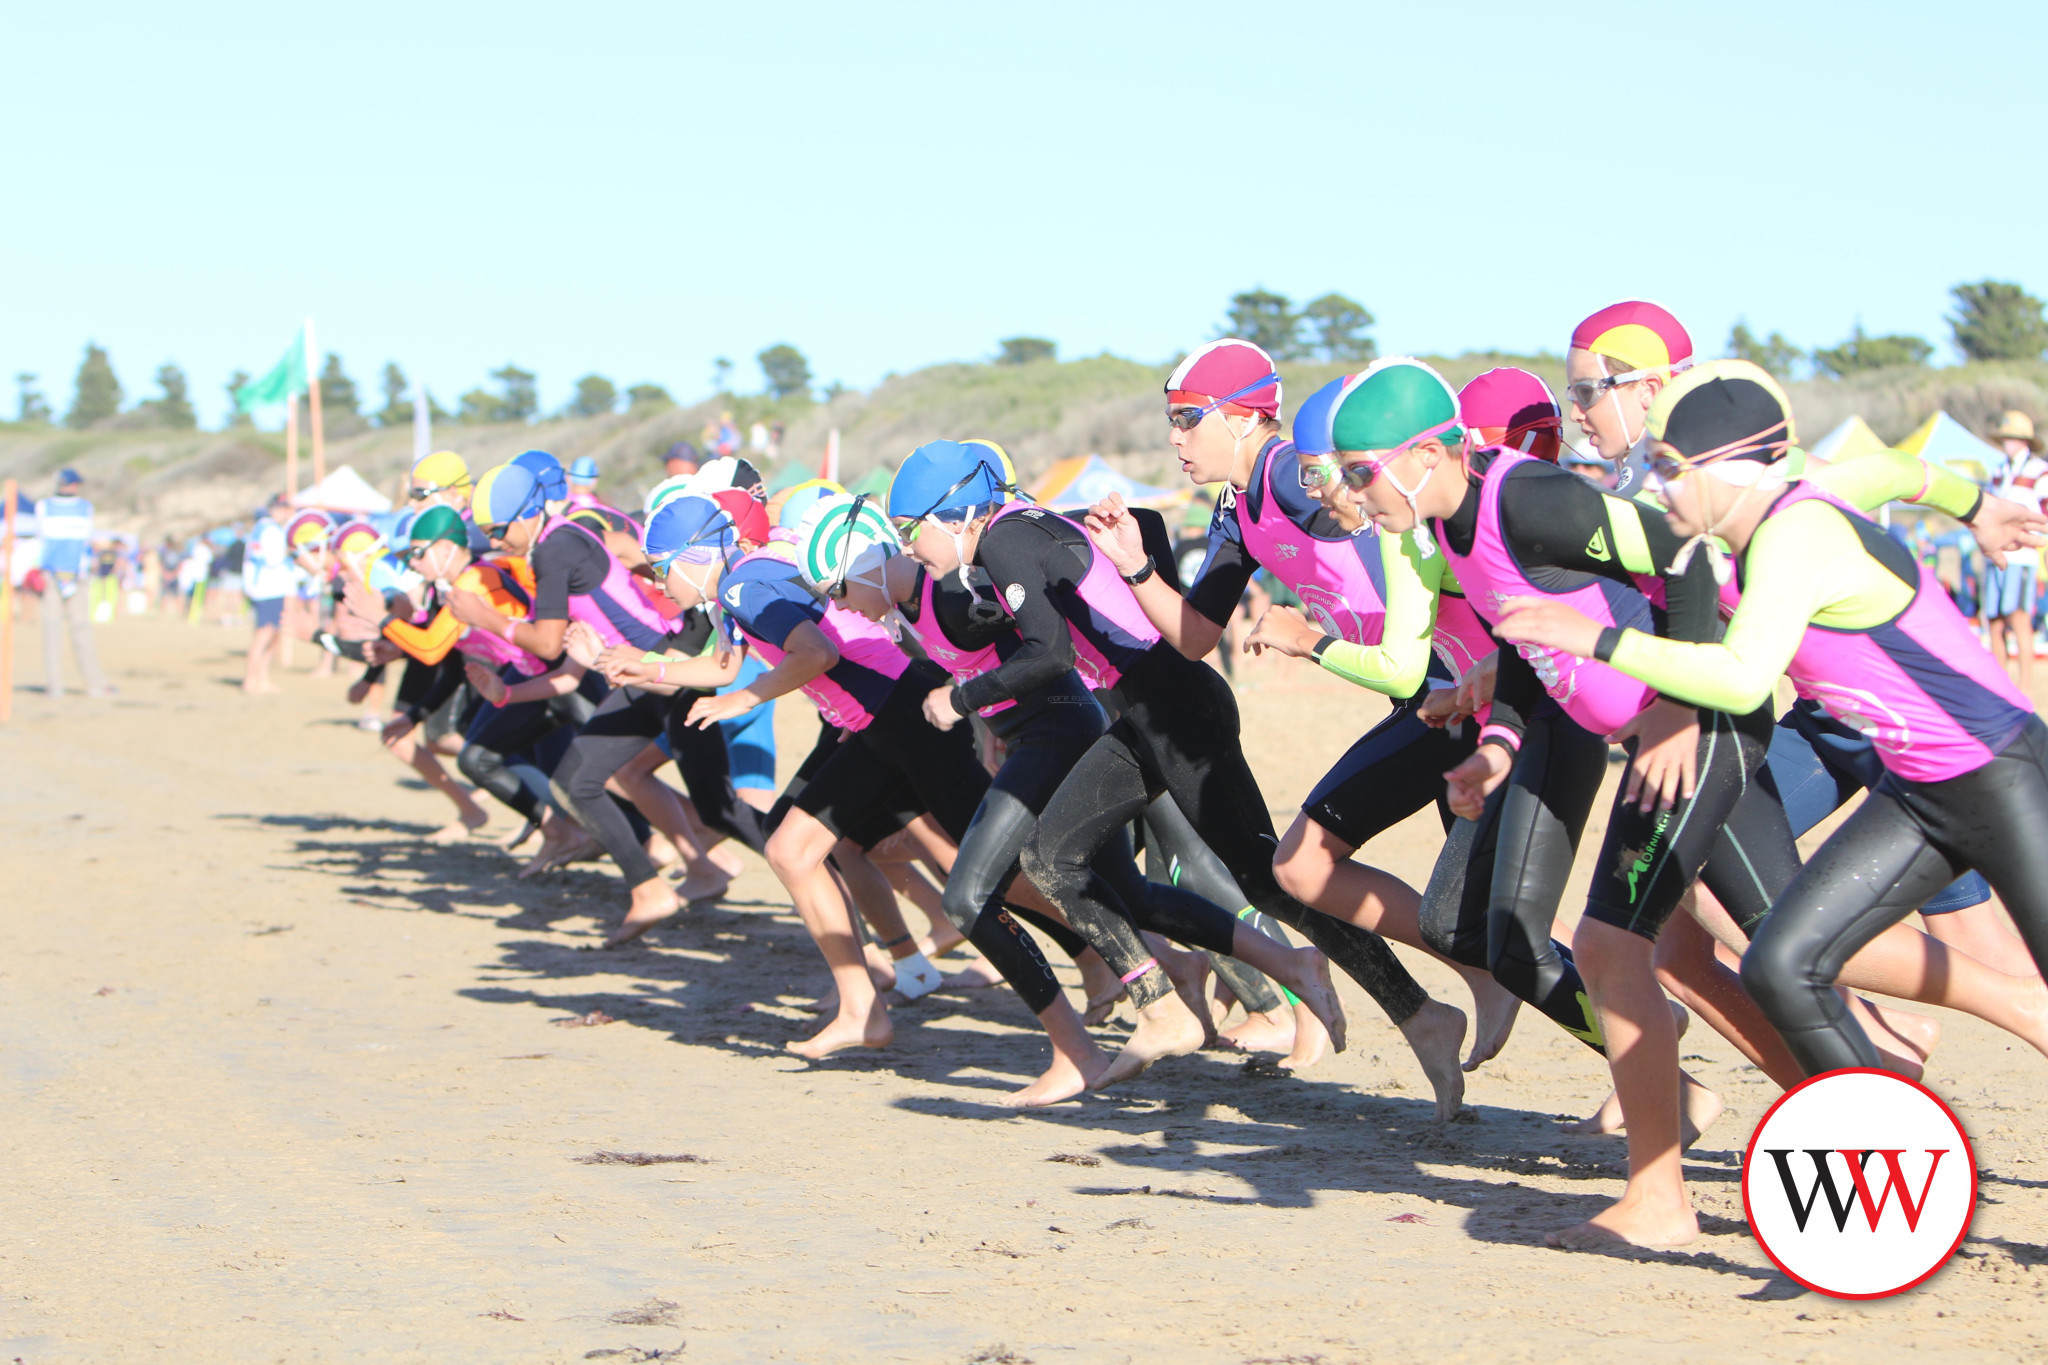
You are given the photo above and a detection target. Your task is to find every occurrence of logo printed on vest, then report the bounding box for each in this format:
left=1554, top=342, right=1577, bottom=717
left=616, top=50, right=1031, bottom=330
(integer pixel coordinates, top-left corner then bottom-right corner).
left=1004, top=583, right=1026, bottom=611
left=1585, top=528, right=1611, bottom=562
left=1273, top=543, right=1299, bottom=559
left=1743, top=1069, right=1976, bottom=1299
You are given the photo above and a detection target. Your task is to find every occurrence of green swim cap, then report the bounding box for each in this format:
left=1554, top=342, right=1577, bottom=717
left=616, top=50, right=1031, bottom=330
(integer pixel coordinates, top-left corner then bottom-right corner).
left=1329, top=358, right=1463, bottom=453
left=409, top=504, right=469, bottom=549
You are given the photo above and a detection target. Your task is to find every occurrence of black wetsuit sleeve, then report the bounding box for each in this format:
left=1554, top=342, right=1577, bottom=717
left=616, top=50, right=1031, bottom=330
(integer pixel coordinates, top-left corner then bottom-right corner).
left=404, top=659, right=465, bottom=723
left=1485, top=645, right=1543, bottom=748
left=1184, top=503, right=1253, bottom=627
left=529, top=530, right=608, bottom=622
left=953, top=518, right=1081, bottom=713
left=1128, top=507, right=1183, bottom=593
left=1496, top=464, right=1720, bottom=644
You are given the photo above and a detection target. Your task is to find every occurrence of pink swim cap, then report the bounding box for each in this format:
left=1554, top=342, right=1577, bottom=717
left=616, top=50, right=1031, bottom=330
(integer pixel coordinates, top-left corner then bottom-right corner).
left=1458, top=368, right=1562, bottom=462
left=1166, top=339, right=1282, bottom=417
left=1569, top=300, right=1693, bottom=377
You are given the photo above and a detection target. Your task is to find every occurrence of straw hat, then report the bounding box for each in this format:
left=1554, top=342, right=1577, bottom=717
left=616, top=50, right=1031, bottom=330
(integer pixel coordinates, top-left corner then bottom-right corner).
left=1991, top=410, right=2042, bottom=452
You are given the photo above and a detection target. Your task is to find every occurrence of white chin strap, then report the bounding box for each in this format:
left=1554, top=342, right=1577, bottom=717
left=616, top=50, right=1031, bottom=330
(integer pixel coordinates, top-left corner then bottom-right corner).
left=924, top=507, right=987, bottom=594
left=1668, top=462, right=1785, bottom=585
left=1607, top=386, right=1644, bottom=460
left=1379, top=460, right=1438, bottom=559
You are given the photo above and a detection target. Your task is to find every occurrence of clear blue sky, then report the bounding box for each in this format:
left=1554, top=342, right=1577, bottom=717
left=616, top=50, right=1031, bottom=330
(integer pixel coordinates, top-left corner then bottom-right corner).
left=5, top=1, right=2043, bottom=427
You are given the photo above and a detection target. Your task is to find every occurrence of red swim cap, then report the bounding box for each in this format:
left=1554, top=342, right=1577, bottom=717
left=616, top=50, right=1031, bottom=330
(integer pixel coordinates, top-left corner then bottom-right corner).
left=711, top=486, right=769, bottom=546
left=1166, top=339, right=1282, bottom=417
left=1458, top=368, right=1562, bottom=462
left=1569, top=300, right=1693, bottom=376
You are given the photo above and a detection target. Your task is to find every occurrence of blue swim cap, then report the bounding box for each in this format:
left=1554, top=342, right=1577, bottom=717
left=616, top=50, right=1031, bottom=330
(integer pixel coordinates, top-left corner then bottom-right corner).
left=474, top=462, right=547, bottom=527
left=1291, top=375, right=1354, bottom=457
left=643, top=494, right=737, bottom=571
left=888, top=440, right=1007, bottom=522
left=569, top=455, right=599, bottom=481
left=512, top=449, right=567, bottom=503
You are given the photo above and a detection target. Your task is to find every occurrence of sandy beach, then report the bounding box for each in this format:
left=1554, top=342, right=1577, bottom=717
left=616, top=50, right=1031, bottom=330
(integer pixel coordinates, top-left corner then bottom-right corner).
left=5, top=614, right=2047, bottom=1364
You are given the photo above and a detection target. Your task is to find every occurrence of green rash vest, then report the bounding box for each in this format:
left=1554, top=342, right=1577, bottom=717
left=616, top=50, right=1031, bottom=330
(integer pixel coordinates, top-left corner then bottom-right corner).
left=1604, top=451, right=1983, bottom=713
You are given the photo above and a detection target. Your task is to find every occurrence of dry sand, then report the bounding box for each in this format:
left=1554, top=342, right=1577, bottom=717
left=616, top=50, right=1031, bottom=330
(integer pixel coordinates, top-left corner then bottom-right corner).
left=5, top=615, right=2047, bottom=1363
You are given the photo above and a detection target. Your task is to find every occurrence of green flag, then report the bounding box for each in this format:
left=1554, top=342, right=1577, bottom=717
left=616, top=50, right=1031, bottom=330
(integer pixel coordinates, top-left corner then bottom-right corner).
left=235, top=329, right=308, bottom=412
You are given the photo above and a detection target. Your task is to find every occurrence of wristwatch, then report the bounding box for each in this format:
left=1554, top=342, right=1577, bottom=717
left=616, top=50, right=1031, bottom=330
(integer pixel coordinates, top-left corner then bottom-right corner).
left=1310, top=635, right=1337, bottom=659
left=1121, top=555, right=1156, bottom=585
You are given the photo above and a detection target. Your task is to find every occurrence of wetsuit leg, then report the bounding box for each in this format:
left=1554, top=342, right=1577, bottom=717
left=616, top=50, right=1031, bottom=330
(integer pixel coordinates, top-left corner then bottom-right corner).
left=1114, top=653, right=1432, bottom=1025
left=1744, top=717, right=2048, bottom=1074
left=1581, top=705, right=1777, bottom=941
left=668, top=690, right=771, bottom=855
left=553, top=686, right=672, bottom=889
left=1141, top=792, right=1285, bottom=1015
left=461, top=693, right=563, bottom=818
left=1423, top=707, right=1608, bottom=1048
left=1302, top=682, right=1475, bottom=846
left=798, top=666, right=1068, bottom=1015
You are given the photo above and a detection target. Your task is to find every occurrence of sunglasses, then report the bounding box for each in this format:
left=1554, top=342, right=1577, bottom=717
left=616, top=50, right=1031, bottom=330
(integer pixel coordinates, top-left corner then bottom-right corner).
left=1337, top=451, right=1402, bottom=491
left=1564, top=368, right=1656, bottom=411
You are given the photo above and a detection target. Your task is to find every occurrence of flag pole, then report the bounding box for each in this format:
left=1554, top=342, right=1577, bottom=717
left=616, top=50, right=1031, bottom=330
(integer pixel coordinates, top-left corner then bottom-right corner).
left=286, top=392, right=300, bottom=499
left=1, top=480, right=15, bottom=724
left=306, top=318, right=325, bottom=491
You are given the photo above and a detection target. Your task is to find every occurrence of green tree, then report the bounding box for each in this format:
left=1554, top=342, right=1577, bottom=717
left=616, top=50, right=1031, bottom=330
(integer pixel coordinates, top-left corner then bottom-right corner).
left=14, top=373, right=51, bottom=425
left=1810, top=325, right=1933, bottom=378
left=375, top=362, right=411, bottom=427
left=569, top=374, right=618, bottom=417
left=65, top=343, right=122, bottom=428
left=626, top=382, right=672, bottom=410
left=318, top=353, right=359, bottom=417
left=758, top=344, right=812, bottom=399
left=223, top=370, right=252, bottom=428
left=1301, top=293, right=1376, bottom=363
left=997, top=336, right=1057, bottom=366
left=137, top=363, right=196, bottom=429
left=1727, top=321, right=1805, bottom=380
left=460, top=364, right=538, bottom=424
left=1222, top=289, right=1302, bottom=359
left=1948, top=280, right=2048, bottom=362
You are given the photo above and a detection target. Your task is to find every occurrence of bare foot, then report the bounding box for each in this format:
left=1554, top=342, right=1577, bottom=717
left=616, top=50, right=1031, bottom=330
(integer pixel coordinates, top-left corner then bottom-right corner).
left=861, top=943, right=897, bottom=991
left=1001, top=1041, right=1112, bottom=1109
left=1274, top=948, right=1349, bottom=1055
left=427, top=806, right=490, bottom=845
left=502, top=818, right=539, bottom=851
left=1158, top=949, right=1217, bottom=1047
left=1217, top=1007, right=1295, bottom=1055
left=1859, top=996, right=1939, bottom=1077
left=1397, top=998, right=1468, bottom=1124
left=941, top=956, right=1005, bottom=990
left=605, top=881, right=683, bottom=947
left=1462, top=973, right=1521, bottom=1072
left=1081, top=984, right=1126, bottom=1027
left=1074, top=952, right=1119, bottom=1013
left=672, top=861, right=734, bottom=907
left=1276, top=1000, right=1330, bottom=1072
left=787, top=997, right=893, bottom=1059
left=1547, top=1198, right=1699, bottom=1251
left=1679, top=1073, right=1723, bottom=1149
left=708, top=845, right=746, bottom=879
left=517, top=818, right=598, bottom=879
left=1092, top=988, right=1208, bottom=1088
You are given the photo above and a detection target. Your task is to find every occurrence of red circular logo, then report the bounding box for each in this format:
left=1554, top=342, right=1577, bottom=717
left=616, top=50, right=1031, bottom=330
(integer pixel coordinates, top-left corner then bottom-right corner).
left=1743, top=1069, right=1977, bottom=1298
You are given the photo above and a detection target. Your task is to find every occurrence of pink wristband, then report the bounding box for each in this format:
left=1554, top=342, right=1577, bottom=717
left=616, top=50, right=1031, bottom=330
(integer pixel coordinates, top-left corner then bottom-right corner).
left=1478, top=723, right=1521, bottom=753
left=1119, top=956, right=1159, bottom=985
left=656, top=662, right=668, bottom=684
left=500, top=616, right=517, bottom=643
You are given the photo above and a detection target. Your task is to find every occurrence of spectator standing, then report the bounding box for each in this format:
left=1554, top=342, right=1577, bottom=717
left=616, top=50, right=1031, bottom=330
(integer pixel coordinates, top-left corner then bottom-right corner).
left=33, top=469, right=112, bottom=697
left=240, top=497, right=292, bottom=694
left=1984, top=410, right=2045, bottom=691
left=663, top=441, right=699, bottom=480
left=180, top=536, right=213, bottom=623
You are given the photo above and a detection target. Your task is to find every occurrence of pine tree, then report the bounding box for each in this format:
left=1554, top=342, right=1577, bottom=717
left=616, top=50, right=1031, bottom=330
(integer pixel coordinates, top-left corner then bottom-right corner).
left=319, top=353, right=360, bottom=416
left=223, top=370, right=253, bottom=428
left=757, top=345, right=811, bottom=400
left=1949, top=281, right=2048, bottom=362
left=376, top=362, right=412, bottom=427
left=14, top=373, right=52, bottom=425
left=65, top=343, right=122, bottom=428
left=139, top=364, right=196, bottom=429
left=1301, top=293, right=1377, bottom=363
left=569, top=374, right=618, bottom=417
